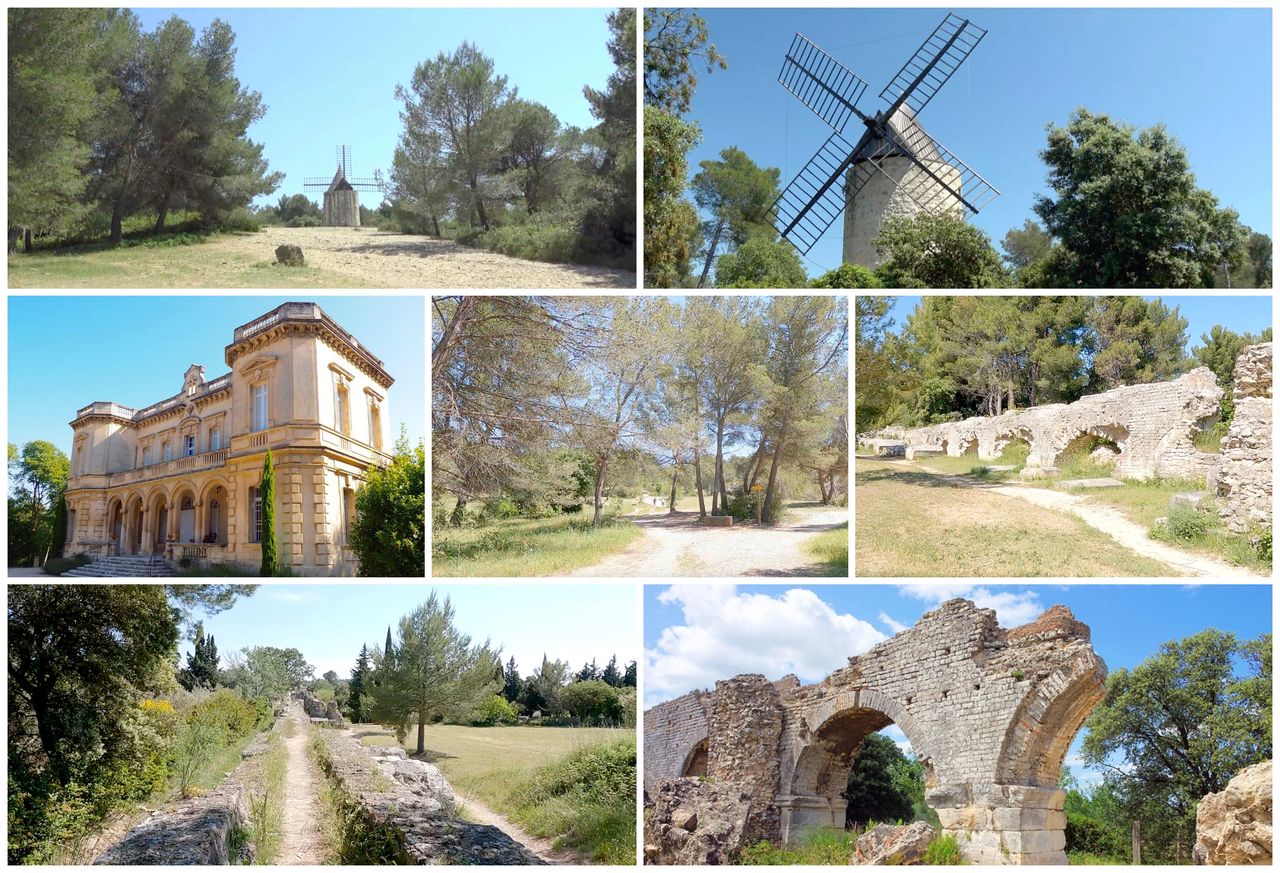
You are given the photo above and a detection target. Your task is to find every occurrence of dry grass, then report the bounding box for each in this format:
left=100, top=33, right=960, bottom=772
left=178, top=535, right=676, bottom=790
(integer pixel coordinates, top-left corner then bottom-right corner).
left=854, top=459, right=1171, bottom=577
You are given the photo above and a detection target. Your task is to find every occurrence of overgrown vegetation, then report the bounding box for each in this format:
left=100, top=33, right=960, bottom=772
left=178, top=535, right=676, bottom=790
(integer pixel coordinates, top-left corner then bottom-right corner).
left=247, top=731, right=288, bottom=864
left=737, top=826, right=963, bottom=866
left=803, top=523, right=849, bottom=575
left=350, top=428, right=426, bottom=576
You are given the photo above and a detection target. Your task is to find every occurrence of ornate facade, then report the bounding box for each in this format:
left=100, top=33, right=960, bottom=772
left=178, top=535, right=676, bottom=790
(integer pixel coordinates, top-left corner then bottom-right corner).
left=64, top=302, right=395, bottom=576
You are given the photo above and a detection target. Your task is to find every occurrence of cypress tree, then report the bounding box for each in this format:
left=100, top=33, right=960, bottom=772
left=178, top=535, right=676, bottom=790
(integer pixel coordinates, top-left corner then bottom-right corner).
left=260, top=448, right=277, bottom=576
left=349, top=644, right=370, bottom=723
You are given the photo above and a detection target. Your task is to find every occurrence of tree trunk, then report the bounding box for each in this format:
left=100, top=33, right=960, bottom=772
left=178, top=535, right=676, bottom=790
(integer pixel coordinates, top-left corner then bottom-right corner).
left=715, top=418, right=728, bottom=511
left=24, top=227, right=32, bottom=252
left=742, top=440, right=765, bottom=493
left=668, top=467, right=678, bottom=514
left=432, top=297, right=477, bottom=380
left=110, top=203, right=124, bottom=246
left=696, top=216, right=725, bottom=289
left=154, top=190, right=170, bottom=234
left=416, top=689, right=426, bottom=755
left=693, top=453, right=706, bottom=518
left=449, top=496, right=468, bottom=526
left=471, top=176, right=489, bottom=230
left=431, top=215, right=441, bottom=238
left=592, top=456, right=608, bottom=528
left=762, top=413, right=790, bottom=524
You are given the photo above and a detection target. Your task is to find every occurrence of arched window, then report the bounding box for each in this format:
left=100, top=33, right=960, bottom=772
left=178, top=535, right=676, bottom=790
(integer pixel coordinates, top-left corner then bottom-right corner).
left=181, top=495, right=194, bottom=511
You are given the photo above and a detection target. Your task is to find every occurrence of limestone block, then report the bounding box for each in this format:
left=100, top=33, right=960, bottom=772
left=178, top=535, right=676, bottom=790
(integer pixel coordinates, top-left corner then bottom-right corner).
left=1194, top=760, right=1272, bottom=865
left=275, top=243, right=305, bottom=266
left=701, top=515, right=733, bottom=527
left=853, top=821, right=936, bottom=865
left=1000, top=827, right=1066, bottom=855
left=1060, top=477, right=1124, bottom=489
left=645, top=779, right=752, bottom=865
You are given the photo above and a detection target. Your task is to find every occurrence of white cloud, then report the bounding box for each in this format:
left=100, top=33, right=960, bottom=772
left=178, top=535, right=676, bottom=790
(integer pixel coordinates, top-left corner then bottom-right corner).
left=265, top=590, right=306, bottom=603
left=899, top=585, right=1044, bottom=627
left=878, top=611, right=908, bottom=634
left=646, top=585, right=885, bottom=707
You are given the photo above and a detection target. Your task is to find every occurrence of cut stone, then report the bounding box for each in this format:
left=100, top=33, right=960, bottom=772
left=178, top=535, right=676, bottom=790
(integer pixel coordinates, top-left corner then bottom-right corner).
left=1060, top=477, right=1124, bottom=489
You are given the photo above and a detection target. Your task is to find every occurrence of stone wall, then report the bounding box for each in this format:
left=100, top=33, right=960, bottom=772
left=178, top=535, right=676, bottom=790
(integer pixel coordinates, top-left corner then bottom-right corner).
left=643, top=599, right=1108, bottom=865
left=643, top=691, right=711, bottom=794
left=1194, top=760, right=1272, bottom=865
left=893, top=367, right=1222, bottom=481
left=96, top=732, right=270, bottom=864
left=1218, top=342, right=1272, bottom=533
left=313, top=728, right=544, bottom=864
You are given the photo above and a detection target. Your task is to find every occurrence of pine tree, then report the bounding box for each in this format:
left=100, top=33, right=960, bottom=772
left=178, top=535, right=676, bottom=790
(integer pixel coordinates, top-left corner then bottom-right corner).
left=349, top=644, right=370, bottom=723
left=502, top=656, right=522, bottom=703
left=601, top=654, right=621, bottom=687
left=259, top=448, right=277, bottom=576
left=623, top=660, right=637, bottom=687
left=576, top=658, right=600, bottom=683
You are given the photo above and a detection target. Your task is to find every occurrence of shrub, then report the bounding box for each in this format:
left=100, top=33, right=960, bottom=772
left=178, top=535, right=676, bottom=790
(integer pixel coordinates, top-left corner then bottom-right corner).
left=286, top=214, right=321, bottom=228
left=189, top=688, right=261, bottom=739
left=173, top=716, right=227, bottom=797
left=42, top=553, right=90, bottom=575
left=472, top=694, right=519, bottom=726
left=218, top=206, right=263, bottom=233
left=1152, top=503, right=1210, bottom=543
left=921, top=833, right=964, bottom=864
left=1065, top=811, right=1123, bottom=859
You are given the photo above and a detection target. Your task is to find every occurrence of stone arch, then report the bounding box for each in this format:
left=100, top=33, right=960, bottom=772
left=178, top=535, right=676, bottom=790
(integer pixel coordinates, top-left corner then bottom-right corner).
left=199, top=478, right=231, bottom=545
left=123, top=492, right=146, bottom=555
left=106, top=496, right=126, bottom=555
left=681, top=739, right=708, bottom=778
left=144, top=489, right=169, bottom=553
left=782, top=689, right=937, bottom=837
left=1052, top=423, right=1129, bottom=469
left=171, top=483, right=199, bottom=544
left=995, top=657, right=1108, bottom=788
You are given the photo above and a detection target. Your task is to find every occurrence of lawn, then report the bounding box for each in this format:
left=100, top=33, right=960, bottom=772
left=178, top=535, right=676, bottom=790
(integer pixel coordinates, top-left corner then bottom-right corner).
left=431, top=506, right=643, bottom=577
left=8, top=234, right=363, bottom=288
left=804, top=522, right=849, bottom=574
left=855, top=459, right=1173, bottom=577
left=354, top=723, right=634, bottom=863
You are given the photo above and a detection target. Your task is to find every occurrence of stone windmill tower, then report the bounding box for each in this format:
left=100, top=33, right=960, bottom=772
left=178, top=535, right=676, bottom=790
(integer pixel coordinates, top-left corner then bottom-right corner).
left=304, top=145, right=385, bottom=227
left=769, top=14, right=1000, bottom=268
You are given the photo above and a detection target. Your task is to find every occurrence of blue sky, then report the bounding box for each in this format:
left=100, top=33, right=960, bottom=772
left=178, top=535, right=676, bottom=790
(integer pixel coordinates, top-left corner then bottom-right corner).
left=680, top=8, right=1273, bottom=277
left=875, top=295, right=1273, bottom=357
left=644, top=583, right=1272, bottom=785
left=6, top=296, right=425, bottom=458
left=133, top=8, right=617, bottom=210
left=187, top=583, right=639, bottom=682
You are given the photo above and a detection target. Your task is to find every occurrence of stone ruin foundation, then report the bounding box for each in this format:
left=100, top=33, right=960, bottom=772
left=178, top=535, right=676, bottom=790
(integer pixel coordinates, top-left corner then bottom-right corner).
left=1218, top=342, right=1272, bottom=533
left=888, top=367, right=1223, bottom=481
left=644, top=599, right=1108, bottom=865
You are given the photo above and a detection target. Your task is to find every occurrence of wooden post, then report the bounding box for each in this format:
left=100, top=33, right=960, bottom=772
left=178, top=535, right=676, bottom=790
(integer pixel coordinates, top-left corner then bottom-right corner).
left=1132, top=820, right=1141, bottom=865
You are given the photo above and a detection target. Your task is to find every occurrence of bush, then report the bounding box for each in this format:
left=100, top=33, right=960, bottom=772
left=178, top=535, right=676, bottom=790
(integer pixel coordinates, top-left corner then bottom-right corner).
left=1152, top=503, right=1210, bottom=543
left=173, top=716, right=227, bottom=797
left=217, top=206, right=263, bottom=233
left=921, top=833, right=963, bottom=864
left=42, top=553, right=90, bottom=575
left=189, top=688, right=261, bottom=739
left=1065, top=811, right=1124, bottom=859
left=286, top=214, right=321, bottom=228
left=472, top=694, right=519, bottom=726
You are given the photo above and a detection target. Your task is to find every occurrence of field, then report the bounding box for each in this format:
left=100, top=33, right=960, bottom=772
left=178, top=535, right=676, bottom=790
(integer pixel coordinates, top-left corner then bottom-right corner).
left=431, top=508, right=644, bottom=577
left=8, top=226, right=635, bottom=289
left=855, top=458, right=1172, bottom=577
left=354, top=724, right=634, bottom=863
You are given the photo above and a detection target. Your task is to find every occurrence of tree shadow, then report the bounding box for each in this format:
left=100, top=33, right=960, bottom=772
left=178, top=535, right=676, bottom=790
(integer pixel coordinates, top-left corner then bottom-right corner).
left=855, top=467, right=1007, bottom=491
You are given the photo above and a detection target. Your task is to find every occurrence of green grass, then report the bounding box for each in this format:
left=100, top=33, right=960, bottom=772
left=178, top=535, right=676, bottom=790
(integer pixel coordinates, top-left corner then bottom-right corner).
left=1067, top=850, right=1125, bottom=864
left=247, top=733, right=288, bottom=864
left=916, top=443, right=1028, bottom=482
left=8, top=233, right=367, bottom=288
left=173, top=730, right=257, bottom=797
left=804, top=522, right=849, bottom=573
left=738, top=827, right=964, bottom=865
left=431, top=509, right=642, bottom=577
left=353, top=723, right=634, bottom=863
left=855, top=459, right=1173, bottom=577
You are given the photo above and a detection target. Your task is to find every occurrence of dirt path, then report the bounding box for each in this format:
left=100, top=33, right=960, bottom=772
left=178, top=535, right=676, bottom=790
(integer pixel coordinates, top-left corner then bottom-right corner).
left=278, top=707, right=326, bottom=865
left=454, top=789, right=580, bottom=864
left=221, top=226, right=634, bottom=288
left=570, top=506, right=847, bottom=577
left=904, top=463, right=1258, bottom=577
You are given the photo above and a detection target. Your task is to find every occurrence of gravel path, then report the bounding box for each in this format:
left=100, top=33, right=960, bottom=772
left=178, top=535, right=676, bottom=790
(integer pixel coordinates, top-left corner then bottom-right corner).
left=570, top=507, right=848, bottom=577
left=454, top=789, right=579, bottom=864
left=223, top=226, right=634, bottom=288
left=278, top=707, right=326, bottom=865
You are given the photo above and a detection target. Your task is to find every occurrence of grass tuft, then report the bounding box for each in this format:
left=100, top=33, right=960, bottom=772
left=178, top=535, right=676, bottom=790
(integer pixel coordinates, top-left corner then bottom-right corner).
left=431, top=509, right=641, bottom=577
left=804, top=523, right=849, bottom=573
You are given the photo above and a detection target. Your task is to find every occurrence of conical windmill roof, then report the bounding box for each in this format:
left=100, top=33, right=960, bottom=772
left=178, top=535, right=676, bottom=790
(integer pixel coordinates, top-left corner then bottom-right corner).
left=328, top=165, right=354, bottom=192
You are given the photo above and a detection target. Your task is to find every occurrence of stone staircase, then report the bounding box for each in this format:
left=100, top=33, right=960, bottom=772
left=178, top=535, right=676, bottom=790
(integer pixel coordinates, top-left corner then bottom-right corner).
left=62, top=555, right=177, bottom=577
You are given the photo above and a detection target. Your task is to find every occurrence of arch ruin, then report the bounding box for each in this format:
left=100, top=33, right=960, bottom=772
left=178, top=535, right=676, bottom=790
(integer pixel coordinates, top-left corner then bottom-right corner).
left=644, top=599, right=1108, bottom=864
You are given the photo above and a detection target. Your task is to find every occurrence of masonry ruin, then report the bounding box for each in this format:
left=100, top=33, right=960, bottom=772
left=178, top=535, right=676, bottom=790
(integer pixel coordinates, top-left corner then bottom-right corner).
left=885, top=367, right=1223, bottom=481
left=1218, top=342, right=1272, bottom=533
left=644, top=599, right=1108, bottom=865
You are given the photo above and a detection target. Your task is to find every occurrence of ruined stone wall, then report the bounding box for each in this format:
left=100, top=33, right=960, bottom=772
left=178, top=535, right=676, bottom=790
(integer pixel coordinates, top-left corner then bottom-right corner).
left=896, top=367, right=1222, bottom=481
left=643, top=599, right=1108, bottom=865
left=707, top=675, right=784, bottom=843
left=96, top=731, right=270, bottom=864
left=314, top=727, right=543, bottom=864
left=1219, top=342, right=1272, bottom=533
left=643, top=691, right=711, bottom=793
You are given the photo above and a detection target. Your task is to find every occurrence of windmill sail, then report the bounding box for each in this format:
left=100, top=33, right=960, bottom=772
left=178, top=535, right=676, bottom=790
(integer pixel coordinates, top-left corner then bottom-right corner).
left=778, top=33, right=869, bottom=133
left=768, top=131, right=861, bottom=255
left=875, top=118, right=1000, bottom=214
left=880, top=14, right=987, bottom=117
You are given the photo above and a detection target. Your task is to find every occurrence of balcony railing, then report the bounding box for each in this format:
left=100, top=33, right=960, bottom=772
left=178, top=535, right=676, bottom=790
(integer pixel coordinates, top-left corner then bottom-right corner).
left=231, top=302, right=386, bottom=369
left=75, top=401, right=137, bottom=420
left=102, top=448, right=229, bottom=487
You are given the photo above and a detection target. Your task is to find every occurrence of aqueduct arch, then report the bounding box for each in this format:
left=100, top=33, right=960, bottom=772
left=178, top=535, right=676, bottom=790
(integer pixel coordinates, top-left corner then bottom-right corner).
left=644, top=599, right=1107, bottom=864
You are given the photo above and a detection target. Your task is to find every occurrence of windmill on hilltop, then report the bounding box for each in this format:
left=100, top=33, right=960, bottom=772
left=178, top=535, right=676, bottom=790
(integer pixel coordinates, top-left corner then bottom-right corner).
left=303, top=145, right=386, bottom=227
left=769, top=13, right=1000, bottom=268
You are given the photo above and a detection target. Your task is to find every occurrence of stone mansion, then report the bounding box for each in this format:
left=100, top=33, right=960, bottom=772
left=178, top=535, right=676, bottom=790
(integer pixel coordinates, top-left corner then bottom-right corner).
left=63, top=302, right=395, bottom=576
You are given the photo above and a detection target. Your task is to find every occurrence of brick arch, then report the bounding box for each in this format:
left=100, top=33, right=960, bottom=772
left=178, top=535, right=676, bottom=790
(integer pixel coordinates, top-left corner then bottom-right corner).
left=681, top=738, right=708, bottom=778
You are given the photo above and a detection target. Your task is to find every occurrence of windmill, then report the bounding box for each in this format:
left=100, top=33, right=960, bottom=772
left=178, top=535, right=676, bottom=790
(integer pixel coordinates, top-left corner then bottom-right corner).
left=768, top=13, right=1000, bottom=268
left=303, top=146, right=386, bottom=227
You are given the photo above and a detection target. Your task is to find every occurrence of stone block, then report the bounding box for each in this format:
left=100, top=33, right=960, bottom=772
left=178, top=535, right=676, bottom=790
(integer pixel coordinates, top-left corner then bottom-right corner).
left=700, top=515, right=732, bottom=527
left=1060, top=477, right=1124, bottom=489
left=274, top=243, right=305, bottom=266
left=1000, top=827, right=1066, bottom=855
left=905, top=445, right=943, bottom=459
left=1019, top=466, right=1059, bottom=480
left=1170, top=491, right=1212, bottom=510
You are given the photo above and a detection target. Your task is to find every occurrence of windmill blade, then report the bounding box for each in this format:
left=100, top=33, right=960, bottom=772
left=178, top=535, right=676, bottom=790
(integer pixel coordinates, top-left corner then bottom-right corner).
left=880, top=14, right=987, bottom=118
left=778, top=33, right=869, bottom=133
left=871, top=119, right=1000, bottom=215
left=769, top=130, right=865, bottom=255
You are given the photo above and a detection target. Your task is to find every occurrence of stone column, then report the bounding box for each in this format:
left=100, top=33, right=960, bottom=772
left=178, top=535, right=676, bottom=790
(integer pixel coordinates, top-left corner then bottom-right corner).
left=194, top=500, right=205, bottom=544
left=775, top=795, right=846, bottom=844
left=707, top=675, right=784, bottom=844
left=141, top=506, right=154, bottom=555
left=928, top=783, right=1067, bottom=865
